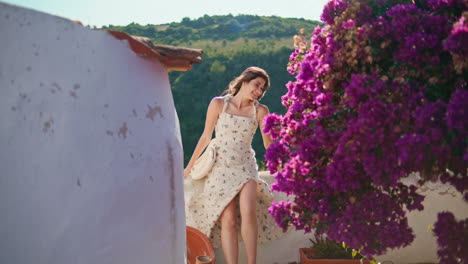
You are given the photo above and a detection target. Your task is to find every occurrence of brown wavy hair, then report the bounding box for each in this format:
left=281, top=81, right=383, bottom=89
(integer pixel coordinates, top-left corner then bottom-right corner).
left=222, top=66, right=270, bottom=100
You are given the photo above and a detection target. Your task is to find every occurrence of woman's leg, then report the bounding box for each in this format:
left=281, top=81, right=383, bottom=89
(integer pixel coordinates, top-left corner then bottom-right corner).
left=220, top=198, right=238, bottom=264
left=239, top=180, right=258, bottom=264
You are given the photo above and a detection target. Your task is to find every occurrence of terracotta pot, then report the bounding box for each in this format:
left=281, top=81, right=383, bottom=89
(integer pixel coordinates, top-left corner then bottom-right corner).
left=186, top=226, right=216, bottom=264
left=300, top=248, right=371, bottom=264
left=195, top=255, right=213, bottom=264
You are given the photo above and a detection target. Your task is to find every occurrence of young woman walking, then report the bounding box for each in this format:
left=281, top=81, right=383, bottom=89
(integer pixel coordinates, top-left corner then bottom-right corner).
left=184, top=66, right=280, bottom=264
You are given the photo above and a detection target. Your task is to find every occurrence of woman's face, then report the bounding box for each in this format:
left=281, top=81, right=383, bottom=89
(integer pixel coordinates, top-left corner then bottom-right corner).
left=242, top=77, right=266, bottom=101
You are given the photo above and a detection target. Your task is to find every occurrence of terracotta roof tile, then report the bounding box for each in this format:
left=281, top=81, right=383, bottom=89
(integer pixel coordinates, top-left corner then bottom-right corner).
left=106, top=30, right=203, bottom=72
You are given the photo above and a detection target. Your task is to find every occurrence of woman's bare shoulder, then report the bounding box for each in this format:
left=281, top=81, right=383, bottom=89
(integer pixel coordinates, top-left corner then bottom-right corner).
left=208, top=96, right=225, bottom=112
left=256, top=103, right=270, bottom=114
left=211, top=96, right=224, bottom=106
left=211, top=96, right=225, bottom=103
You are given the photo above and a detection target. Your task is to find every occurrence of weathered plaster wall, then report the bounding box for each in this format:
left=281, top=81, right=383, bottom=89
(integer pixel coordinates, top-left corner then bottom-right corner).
left=377, top=176, right=468, bottom=264
left=0, top=3, right=185, bottom=264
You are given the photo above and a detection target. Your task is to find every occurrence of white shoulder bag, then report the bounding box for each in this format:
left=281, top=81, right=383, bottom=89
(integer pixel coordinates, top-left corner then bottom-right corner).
left=189, top=139, right=217, bottom=180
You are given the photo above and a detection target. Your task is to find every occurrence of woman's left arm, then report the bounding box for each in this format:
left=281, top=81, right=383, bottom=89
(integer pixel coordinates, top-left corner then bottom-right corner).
left=257, top=104, right=273, bottom=149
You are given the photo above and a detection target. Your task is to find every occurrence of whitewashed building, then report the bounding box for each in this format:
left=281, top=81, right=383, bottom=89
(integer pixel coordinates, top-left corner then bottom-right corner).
left=0, top=3, right=201, bottom=264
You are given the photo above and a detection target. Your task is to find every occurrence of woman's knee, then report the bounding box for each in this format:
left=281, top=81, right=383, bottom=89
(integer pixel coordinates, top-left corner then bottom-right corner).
left=244, top=179, right=257, bottom=189
left=221, top=202, right=237, bottom=230
left=239, top=180, right=257, bottom=217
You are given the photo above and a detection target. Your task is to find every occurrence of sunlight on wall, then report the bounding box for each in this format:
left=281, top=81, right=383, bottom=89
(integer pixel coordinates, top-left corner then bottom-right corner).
left=0, top=3, right=185, bottom=264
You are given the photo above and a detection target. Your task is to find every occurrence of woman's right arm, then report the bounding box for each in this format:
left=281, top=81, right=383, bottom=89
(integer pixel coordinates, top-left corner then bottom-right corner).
left=183, top=97, right=223, bottom=178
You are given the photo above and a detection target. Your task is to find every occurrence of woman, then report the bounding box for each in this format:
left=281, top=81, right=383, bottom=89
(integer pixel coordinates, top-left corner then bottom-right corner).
left=184, top=66, right=280, bottom=264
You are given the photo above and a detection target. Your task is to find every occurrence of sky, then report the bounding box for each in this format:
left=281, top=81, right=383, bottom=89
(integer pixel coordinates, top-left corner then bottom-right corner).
left=2, top=0, right=330, bottom=27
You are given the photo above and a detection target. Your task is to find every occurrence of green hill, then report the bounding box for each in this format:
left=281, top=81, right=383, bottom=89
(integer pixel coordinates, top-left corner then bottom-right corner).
left=102, top=15, right=321, bottom=167
left=102, top=15, right=320, bottom=46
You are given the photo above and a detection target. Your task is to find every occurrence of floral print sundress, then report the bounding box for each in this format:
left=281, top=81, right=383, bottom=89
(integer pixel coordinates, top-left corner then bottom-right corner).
left=184, top=95, right=281, bottom=248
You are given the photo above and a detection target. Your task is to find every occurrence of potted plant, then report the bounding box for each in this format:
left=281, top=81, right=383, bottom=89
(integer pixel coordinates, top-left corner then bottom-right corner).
left=300, top=235, right=376, bottom=264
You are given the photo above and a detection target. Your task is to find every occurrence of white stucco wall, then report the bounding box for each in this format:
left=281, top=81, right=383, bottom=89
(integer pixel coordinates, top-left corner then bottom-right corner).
left=377, top=177, right=468, bottom=264
left=0, top=3, right=185, bottom=264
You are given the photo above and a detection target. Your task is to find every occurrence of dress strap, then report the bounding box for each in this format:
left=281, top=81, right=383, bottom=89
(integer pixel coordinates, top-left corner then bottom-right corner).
left=221, top=95, right=230, bottom=113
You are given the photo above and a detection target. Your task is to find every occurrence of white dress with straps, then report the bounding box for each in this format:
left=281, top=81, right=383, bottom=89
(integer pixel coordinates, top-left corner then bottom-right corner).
left=184, top=95, right=281, bottom=248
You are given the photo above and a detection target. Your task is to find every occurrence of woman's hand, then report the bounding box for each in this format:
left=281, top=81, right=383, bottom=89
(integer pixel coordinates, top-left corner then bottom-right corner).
left=183, top=167, right=191, bottom=178
left=183, top=97, right=222, bottom=180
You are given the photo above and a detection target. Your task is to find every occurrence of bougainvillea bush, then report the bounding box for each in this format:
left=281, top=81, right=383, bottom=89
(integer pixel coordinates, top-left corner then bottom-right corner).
left=264, top=0, right=467, bottom=262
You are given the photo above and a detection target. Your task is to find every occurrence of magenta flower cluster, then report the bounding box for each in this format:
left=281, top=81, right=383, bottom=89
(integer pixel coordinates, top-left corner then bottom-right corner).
left=264, top=0, right=467, bottom=259
left=433, top=212, right=468, bottom=264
